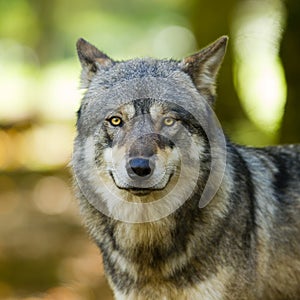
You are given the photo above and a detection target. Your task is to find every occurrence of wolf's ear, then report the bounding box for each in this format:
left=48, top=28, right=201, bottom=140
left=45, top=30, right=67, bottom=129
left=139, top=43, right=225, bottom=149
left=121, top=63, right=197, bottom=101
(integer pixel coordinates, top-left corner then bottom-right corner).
left=181, top=36, right=228, bottom=103
left=76, top=38, right=114, bottom=88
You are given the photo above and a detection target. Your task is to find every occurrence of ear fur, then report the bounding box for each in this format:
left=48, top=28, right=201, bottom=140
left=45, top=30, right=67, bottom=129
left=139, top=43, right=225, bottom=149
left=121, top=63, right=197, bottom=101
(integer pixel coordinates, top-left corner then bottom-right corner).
left=76, top=38, right=114, bottom=88
left=181, top=36, right=228, bottom=103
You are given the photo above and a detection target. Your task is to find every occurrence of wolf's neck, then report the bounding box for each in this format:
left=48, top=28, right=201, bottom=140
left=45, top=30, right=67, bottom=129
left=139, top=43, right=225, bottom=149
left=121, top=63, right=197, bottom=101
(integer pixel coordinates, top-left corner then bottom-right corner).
left=100, top=192, right=235, bottom=299
left=105, top=190, right=229, bottom=274
left=100, top=143, right=256, bottom=292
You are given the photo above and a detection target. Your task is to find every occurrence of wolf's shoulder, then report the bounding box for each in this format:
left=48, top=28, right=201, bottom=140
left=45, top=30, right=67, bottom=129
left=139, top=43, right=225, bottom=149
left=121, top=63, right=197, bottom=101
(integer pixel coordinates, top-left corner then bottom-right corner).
left=258, top=144, right=300, bottom=170
left=263, top=143, right=300, bottom=155
left=235, top=143, right=300, bottom=200
left=236, top=143, right=300, bottom=164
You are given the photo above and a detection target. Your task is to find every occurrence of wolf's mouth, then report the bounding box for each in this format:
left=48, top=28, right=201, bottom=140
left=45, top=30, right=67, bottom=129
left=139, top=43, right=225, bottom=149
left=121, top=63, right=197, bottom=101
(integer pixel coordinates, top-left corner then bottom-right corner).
left=128, top=188, right=153, bottom=195
left=109, top=171, right=173, bottom=196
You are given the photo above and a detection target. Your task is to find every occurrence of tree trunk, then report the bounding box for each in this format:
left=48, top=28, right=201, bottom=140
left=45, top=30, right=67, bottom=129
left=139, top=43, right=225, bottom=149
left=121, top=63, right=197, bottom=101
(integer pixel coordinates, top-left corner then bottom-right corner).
left=279, top=0, right=300, bottom=143
left=186, top=0, right=254, bottom=136
left=27, top=0, right=60, bottom=65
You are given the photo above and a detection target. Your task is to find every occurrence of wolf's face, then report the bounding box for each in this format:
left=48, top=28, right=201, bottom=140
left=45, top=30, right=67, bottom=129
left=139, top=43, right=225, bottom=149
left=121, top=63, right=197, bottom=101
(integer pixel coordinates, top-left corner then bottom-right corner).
left=73, top=36, right=227, bottom=218
left=94, top=98, right=210, bottom=201
left=98, top=99, right=180, bottom=195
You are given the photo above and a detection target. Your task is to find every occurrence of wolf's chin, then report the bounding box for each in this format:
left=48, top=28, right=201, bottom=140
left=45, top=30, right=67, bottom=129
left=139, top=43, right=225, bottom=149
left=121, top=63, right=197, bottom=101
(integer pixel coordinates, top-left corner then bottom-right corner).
left=128, top=188, right=153, bottom=196
left=109, top=171, right=173, bottom=196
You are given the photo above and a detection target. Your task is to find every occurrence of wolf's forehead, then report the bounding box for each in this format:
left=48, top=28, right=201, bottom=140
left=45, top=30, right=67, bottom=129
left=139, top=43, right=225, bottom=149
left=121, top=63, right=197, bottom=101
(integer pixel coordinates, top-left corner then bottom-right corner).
left=121, top=103, right=135, bottom=119
left=120, top=100, right=164, bottom=119
left=149, top=103, right=164, bottom=119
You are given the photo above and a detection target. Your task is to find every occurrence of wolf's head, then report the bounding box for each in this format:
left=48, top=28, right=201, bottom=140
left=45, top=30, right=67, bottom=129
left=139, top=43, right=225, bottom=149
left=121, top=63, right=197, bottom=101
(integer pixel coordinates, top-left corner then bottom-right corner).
left=73, top=36, right=227, bottom=221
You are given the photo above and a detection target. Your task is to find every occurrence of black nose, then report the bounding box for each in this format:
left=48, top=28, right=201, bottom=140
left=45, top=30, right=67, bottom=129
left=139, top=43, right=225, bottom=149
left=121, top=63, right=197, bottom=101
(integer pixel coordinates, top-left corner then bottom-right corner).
left=128, top=158, right=152, bottom=177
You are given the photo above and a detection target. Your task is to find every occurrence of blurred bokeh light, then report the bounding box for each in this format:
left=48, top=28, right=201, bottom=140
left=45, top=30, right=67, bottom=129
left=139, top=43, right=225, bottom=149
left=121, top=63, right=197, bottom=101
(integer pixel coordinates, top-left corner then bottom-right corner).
left=232, top=0, right=286, bottom=135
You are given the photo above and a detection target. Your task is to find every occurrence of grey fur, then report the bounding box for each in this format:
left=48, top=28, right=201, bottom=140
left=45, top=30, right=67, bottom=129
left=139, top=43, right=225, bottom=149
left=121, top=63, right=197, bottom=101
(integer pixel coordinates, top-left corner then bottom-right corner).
left=72, top=37, right=300, bottom=300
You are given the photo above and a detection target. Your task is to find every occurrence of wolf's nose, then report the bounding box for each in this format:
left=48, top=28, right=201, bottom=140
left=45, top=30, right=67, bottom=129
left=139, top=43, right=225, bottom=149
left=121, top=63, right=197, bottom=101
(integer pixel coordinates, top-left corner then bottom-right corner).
left=128, top=158, right=152, bottom=178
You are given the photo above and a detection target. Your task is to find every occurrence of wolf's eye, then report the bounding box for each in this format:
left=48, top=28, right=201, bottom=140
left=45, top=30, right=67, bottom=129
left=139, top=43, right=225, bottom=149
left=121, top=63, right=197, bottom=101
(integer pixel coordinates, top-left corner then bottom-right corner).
left=163, top=117, right=175, bottom=127
left=109, top=116, right=122, bottom=126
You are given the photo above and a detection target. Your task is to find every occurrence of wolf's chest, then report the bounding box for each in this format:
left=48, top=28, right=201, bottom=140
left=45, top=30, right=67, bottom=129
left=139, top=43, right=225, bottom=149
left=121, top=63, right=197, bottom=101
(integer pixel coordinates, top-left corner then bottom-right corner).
left=113, top=271, right=229, bottom=300
left=105, top=223, right=231, bottom=300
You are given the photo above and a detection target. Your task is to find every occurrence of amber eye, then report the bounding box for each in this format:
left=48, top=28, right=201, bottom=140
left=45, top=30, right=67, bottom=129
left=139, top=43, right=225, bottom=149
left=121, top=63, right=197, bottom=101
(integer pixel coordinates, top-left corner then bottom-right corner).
left=109, top=116, right=122, bottom=126
left=163, top=117, right=175, bottom=127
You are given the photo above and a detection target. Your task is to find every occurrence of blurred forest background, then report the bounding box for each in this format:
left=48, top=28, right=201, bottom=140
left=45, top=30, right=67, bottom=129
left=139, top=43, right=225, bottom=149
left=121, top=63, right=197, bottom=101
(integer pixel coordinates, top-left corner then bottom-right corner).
left=0, top=0, right=299, bottom=299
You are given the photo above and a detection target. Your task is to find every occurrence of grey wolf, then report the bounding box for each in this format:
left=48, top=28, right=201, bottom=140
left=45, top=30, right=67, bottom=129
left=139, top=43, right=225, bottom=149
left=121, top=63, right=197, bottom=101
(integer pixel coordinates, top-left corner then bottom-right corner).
left=72, top=36, right=300, bottom=299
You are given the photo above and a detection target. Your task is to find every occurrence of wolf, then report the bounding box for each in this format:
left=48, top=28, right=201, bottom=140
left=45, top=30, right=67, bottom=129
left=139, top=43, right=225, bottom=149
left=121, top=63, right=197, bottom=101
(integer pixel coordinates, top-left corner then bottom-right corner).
left=72, top=36, right=300, bottom=300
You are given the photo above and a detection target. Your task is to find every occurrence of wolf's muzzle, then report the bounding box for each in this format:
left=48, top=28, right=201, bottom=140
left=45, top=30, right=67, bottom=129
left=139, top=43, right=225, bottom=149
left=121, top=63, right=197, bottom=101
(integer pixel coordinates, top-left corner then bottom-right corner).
left=127, top=158, right=154, bottom=179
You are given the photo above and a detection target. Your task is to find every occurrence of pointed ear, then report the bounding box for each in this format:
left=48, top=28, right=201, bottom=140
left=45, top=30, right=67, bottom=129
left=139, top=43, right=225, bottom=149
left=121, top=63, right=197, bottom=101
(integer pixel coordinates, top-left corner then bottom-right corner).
left=76, top=38, right=114, bottom=88
left=181, top=36, right=228, bottom=103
